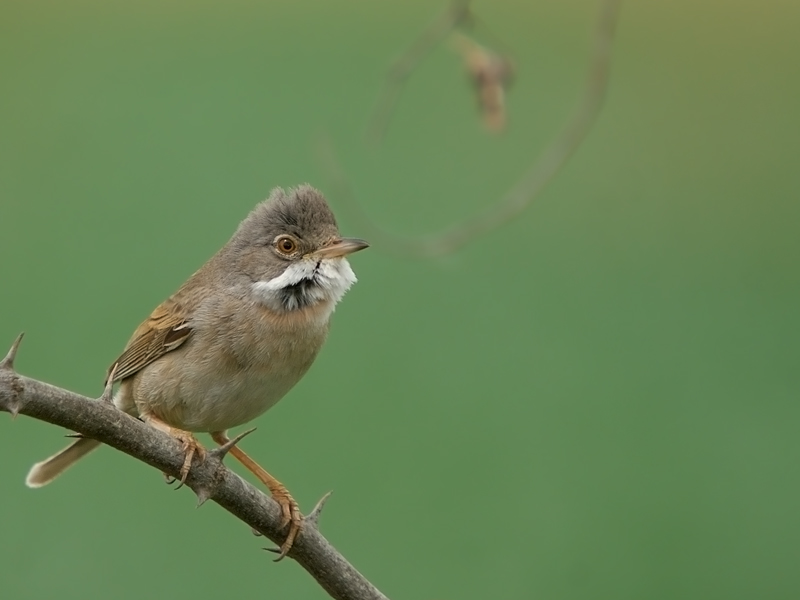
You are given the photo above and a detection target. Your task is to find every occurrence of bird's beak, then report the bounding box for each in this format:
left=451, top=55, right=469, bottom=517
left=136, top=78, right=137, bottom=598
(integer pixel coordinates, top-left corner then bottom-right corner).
left=314, top=237, right=370, bottom=259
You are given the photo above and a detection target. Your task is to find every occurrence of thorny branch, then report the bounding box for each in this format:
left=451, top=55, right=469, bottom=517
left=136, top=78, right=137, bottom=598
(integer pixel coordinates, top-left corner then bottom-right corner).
left=0, top=334, right=388, bottom=600
left=330, top=0, right=622, bottom=259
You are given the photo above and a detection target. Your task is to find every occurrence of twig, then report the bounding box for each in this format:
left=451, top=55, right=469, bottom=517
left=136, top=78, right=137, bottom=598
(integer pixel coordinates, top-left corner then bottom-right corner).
left=330, top=0, right=622, bottom=259
left=0, top=335, right=388, bottom=600
left=365, top=0, right=473, bottom=145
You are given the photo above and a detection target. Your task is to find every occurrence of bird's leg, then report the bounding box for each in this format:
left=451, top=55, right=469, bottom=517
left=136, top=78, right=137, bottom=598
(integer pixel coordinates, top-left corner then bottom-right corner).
left=211, top=431, right=301, bottom=560
left=142, top=414, right=206, bottom=485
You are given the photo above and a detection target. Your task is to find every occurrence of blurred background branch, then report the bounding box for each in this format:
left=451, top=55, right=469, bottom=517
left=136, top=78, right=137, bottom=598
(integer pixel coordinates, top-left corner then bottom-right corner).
left=327, top=0, right=621, bottom=258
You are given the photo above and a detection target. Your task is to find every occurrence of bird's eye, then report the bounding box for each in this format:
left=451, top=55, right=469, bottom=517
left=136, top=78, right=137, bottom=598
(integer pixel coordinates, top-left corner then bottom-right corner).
left=276, top=236, right=297, bottom=255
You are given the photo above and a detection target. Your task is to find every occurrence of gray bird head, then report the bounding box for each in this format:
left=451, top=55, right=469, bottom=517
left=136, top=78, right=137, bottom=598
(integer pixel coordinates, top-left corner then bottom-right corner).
left=226, top=185, right=368, bottom=312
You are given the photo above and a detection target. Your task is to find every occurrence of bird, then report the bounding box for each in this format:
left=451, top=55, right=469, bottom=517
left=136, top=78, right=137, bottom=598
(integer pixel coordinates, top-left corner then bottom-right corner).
left=25, top=184, right=369, bottom=558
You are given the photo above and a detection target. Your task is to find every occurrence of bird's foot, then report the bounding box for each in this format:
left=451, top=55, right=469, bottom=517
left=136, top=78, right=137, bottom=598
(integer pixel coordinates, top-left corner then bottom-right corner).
left=172, top=429, right=206, bottom=485
left=210, top=430, right=302, bottom=560
left=270, top=484, right=302, bottom=560
left=143, top=415, right=206, bottom=486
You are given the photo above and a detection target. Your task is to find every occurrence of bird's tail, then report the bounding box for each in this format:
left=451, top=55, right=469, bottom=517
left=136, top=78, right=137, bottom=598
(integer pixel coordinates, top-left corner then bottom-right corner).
left=26, top=438, right=102, bottom=488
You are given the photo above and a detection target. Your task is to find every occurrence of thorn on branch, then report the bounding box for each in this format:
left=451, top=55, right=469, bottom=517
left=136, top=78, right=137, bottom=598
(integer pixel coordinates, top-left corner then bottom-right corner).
left=0, top=332, right=24, bottom=371
left=209, top=428, right=257, bottom=462
left=0, top=333, right=26, bottom=417
left=64, top=432, right=86, bottom=439
left=195, top=486, right=212, bottom=507
left=305, top=491, right=333, bottom=530
left=6, top=399, right=20, bottom=419
left=100, top=363, right=118, bottom=403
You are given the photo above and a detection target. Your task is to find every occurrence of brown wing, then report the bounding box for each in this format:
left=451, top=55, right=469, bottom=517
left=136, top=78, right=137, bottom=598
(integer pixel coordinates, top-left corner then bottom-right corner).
left=106, top=298, right=193, bottom=384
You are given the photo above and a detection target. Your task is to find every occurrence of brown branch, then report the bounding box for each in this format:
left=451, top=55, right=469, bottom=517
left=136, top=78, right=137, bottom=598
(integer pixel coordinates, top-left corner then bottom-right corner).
left=330, top=0, right=622, bottom=259
left=448, top=31, right=515, bottom=133
left=0, top=334, right=388, bottom=600
left=365, top=0, right=473, bottom=145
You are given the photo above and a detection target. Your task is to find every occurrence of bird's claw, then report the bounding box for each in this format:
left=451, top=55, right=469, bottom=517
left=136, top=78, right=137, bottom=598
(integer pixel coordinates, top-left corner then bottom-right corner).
left=174, top=431, right=206, bottom=488
left=272, top=490, right=302, bottom=561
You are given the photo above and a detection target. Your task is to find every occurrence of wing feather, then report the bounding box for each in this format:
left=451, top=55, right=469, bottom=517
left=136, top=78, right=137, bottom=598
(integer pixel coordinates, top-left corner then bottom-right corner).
left=106, top=298, right=193, bottom=384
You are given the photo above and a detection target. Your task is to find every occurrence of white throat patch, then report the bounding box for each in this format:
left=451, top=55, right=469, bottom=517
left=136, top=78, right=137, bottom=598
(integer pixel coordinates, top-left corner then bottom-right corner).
left=251, top=257, right=357, bottom=313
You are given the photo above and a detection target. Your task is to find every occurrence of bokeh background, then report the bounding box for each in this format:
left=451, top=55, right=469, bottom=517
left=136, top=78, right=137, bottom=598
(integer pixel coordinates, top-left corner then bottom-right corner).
left=1, top=1, right=799, bottom=598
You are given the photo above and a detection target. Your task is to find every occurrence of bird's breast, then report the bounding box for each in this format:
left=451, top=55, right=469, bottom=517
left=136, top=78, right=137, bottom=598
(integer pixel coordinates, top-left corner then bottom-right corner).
left=129, top=302, right=331, bottom=433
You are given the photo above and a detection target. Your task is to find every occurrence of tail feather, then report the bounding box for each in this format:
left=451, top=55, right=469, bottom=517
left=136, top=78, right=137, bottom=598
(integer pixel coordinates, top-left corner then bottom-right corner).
left=26, top=438, right=102, bottom=488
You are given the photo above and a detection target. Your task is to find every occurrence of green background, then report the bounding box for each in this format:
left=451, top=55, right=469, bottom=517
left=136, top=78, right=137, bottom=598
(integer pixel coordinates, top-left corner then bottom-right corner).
left=1, top=1, right=798, bottom=598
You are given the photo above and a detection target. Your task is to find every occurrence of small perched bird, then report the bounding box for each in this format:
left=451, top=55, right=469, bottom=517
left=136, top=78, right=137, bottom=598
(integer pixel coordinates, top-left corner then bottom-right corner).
left=26, top=185, right=368, bottom=558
